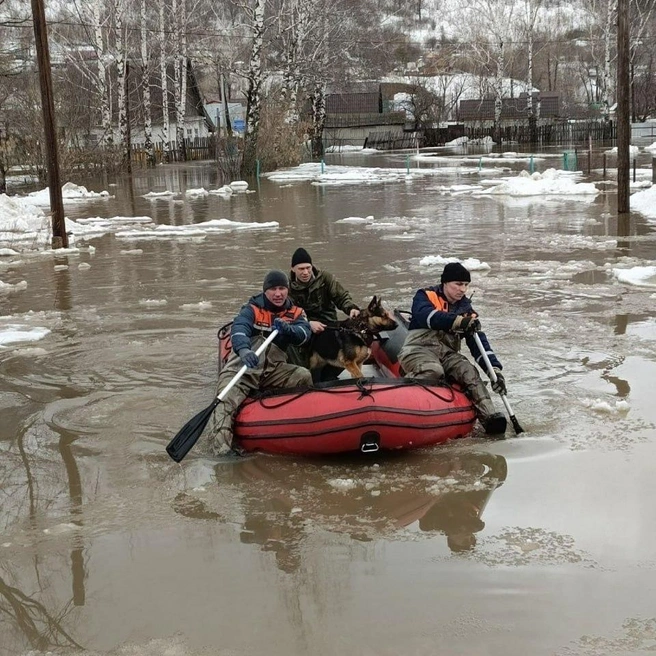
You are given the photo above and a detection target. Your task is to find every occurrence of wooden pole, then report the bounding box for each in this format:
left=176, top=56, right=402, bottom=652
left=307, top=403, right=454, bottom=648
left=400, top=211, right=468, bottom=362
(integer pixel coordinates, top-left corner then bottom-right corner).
left=617, top=0, right=630, bottom=214
left=30, top=0, right=68, bottom=248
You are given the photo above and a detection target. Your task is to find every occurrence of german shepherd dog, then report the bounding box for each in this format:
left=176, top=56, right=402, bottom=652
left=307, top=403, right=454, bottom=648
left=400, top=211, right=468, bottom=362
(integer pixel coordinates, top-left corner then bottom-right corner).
left=308, top=296, right=398, bottom=380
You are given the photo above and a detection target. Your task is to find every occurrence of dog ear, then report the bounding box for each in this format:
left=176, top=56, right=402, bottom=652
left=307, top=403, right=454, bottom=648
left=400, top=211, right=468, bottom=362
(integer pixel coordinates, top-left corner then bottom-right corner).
left=368, top=295, right=378, bottom=310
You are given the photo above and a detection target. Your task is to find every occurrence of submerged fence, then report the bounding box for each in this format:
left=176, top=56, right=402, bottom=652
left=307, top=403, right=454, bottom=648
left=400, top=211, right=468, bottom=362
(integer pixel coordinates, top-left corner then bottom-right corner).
left=131, top=136, right=219, bottom=166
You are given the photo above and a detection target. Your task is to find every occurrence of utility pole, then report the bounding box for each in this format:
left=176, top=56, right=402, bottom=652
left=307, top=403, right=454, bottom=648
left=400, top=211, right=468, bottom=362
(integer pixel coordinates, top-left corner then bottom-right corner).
left=30, top=0, right=68, bottom=248
left=617, top=0, right=630, bottom=215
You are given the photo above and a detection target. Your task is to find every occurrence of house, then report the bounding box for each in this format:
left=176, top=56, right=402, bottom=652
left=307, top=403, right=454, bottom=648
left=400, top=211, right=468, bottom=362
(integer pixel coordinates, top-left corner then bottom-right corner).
left=322, top=84, right=407, bottom=147
left=458, top=92, right=561, bottom=126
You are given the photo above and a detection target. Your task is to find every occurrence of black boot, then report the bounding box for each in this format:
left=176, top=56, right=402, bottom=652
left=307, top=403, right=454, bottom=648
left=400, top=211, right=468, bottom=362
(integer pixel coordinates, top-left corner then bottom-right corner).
left=483, top=412, right=507, bottom=436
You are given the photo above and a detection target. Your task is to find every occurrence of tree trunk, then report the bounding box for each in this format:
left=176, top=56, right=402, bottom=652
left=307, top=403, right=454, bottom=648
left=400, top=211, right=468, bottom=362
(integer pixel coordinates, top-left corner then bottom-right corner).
left=310, top=81, right=326, bottom=158
left=116, top=3, right=128, bottom=151
left=158, top=0, right=170, bottom=161
left=92, top=3, right=112, bottom=145
left=141, top=0, right=154, bottom=166
left=494, top=41, right=504, bottom=143
left=242, top=0, right=266, bottom=177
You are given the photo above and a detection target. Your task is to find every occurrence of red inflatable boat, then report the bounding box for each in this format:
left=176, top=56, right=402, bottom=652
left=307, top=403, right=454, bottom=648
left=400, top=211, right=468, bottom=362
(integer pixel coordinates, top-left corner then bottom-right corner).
left=217, top=311, right=476, bottom=456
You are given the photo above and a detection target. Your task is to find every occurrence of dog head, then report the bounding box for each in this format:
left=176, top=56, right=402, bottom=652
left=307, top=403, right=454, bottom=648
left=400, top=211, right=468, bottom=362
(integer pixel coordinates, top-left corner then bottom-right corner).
left=360, top=296, right=398, bottom=332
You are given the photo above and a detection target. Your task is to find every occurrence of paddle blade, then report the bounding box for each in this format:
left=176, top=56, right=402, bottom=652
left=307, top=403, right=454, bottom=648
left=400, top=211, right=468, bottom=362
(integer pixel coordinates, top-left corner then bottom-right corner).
left=166, top=399, right=220, bottom=463
left=509, top=414, right=524, bottom=435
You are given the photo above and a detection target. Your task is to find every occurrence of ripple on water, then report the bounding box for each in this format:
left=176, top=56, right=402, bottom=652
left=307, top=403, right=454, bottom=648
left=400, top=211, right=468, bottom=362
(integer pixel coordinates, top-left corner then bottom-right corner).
left=557, top=617, right=656, bottom=656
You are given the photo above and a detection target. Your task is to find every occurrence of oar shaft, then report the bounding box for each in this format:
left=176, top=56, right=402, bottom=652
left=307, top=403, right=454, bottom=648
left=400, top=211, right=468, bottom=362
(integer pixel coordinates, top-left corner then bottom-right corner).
left=472, top=331, right=520, bottom=423
left=217, top=330, right=279, bottom=401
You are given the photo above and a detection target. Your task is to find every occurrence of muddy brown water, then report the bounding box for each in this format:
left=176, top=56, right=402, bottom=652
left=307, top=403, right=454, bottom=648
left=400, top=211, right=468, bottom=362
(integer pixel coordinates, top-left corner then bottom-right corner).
left=1, top=149, right=656, bottom=655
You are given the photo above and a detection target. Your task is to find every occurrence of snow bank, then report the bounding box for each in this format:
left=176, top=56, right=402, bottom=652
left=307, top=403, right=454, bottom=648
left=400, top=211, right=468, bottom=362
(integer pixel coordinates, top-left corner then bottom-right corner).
left=631, top=185, right=656, bottom=220
left=645, top=142, right=656, bottom=152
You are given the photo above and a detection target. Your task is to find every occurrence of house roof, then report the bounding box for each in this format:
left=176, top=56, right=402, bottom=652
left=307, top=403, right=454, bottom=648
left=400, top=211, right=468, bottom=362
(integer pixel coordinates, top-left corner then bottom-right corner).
left=326, top=92, right=380, bottom=114
left=458, top=93, right=560, bottom=121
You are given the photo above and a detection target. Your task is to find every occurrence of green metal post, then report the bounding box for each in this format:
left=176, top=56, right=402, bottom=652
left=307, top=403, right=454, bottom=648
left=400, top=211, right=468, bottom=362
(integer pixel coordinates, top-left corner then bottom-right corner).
left=256, top=159, right=260, bottom=180
left=406, top=154, right=410, bottom=174
left=529, top=155, right=534, bottom=174
left=321, top=159, right=325, bottom=174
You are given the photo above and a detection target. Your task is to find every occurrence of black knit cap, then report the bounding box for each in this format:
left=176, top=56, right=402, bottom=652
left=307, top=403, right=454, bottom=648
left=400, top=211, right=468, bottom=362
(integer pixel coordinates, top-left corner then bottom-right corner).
left=291, top=247, right=312, bottom=267
left=441, top=262, right=471, bottom=284
left=263, top=269, right=289, bottom=291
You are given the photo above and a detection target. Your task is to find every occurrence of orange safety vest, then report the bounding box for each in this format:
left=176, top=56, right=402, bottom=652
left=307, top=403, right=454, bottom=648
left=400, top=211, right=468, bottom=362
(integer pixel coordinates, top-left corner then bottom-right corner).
left=250, top=304, right=304, bottom=332
left=424, top=289, right=449, bottom=312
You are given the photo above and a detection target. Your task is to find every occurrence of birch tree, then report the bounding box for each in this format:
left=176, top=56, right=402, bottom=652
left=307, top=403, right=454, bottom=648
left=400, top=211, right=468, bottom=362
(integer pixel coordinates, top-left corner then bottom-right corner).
left=242, top=0, right=266, bottom=176
left=158, top=0, right=170, bottom=161
left=114, top=0, right=128, bottom=149
left=91, top=2, right=112, bottom=144
left=140, top=0, right=154, bottom=164
left=173, top=0, right=188, bottom=160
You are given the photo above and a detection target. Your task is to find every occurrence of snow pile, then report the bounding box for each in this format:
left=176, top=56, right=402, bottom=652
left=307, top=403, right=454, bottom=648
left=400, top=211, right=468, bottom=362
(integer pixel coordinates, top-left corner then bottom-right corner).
left=27, top=182, right=111, bottom=204
left=336, top=215, right=374, bottom=224
left=325, top=144, right=376, bottom=153
left=645, top=142, right=656, bottom=152
left=605, top=145, right=641, bottom=157
left=0, top=194, right=51, bottom=250
left=139, top=299, right=168, bottom=307
left=180, top=301, right=213, bottom=311
left=612, top=266, right=656, bottom=287
left=445, top=136, right=469, bottom=146
left=115, top=218, right=278, bottom=241
left=630, top=185, right=656, bottom=220
left=476, top=168, right=598, bottom=197
left=582, top=398, right=631, bottom=415
left=144, top=190, right=177, bottom=199
left=418, top=255, right=491, bottom=272
left=328, top=478, right=358, bottom=492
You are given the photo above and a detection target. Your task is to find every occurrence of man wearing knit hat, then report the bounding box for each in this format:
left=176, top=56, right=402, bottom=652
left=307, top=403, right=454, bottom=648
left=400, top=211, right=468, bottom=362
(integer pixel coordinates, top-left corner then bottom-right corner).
left=397, top=261, right=507, bottom=435
left=288, top=247, right=360, bottom=381
left=209, top=269, right=313, bottom=455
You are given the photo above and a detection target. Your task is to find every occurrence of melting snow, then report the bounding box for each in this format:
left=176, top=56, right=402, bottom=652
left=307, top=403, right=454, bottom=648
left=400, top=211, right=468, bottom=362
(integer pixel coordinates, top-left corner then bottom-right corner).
left=612, top=266, right=656, bottom=287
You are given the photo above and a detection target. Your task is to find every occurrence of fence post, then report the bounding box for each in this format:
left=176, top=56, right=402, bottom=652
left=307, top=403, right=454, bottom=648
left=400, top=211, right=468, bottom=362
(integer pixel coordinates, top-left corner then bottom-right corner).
left=633, top=159, right=636, bottom=183
left=321, top=159, right=325, bottom=174
left=478, top=157, right=482, bottom=172
left=529, top=155, right=534, bottom=174
left=603, top=152, right=607, bottom=179
left=653, top=157, right=656, bottom=184
left=563, top=152, right=568, bottom=170
left=256, top=158, right=260, bottom=180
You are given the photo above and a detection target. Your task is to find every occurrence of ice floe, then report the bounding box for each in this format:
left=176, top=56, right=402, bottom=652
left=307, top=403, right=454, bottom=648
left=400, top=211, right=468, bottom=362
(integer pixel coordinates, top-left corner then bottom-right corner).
left=631, top=185, right=656, bottom=220
left=115, top=218, right=278, bottom=241
left=418, top=255, right=491, bottom=272
left=473, top=168, right=598, bottom=197
left=612, top=266, right=656, bottom=287
left=0, top=323, right=50, bottom=347
left=27, top=182, right=111, bottom=204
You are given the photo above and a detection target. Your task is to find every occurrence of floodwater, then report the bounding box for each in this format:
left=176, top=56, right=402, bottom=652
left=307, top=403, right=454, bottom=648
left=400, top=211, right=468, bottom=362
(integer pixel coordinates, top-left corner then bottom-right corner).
left=1, top=146, right=656, bottom=655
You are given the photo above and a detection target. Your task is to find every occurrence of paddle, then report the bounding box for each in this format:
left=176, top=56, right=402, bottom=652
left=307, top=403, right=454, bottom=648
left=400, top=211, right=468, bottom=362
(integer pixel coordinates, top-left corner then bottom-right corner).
left=166, top=330, right=279, bottom=462
left=472, top=331, right=524, bottom=435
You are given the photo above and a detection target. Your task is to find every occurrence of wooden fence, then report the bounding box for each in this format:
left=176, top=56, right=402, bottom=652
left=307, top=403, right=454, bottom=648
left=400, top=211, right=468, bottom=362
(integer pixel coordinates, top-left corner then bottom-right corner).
left=465, top=121, right=616, bottom=145
left=131, top=136, right=218, bottom=166
left=364, top=130, right=420, bottom=150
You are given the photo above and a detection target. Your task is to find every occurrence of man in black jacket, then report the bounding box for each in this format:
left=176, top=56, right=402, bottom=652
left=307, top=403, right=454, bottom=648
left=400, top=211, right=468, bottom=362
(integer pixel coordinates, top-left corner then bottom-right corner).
left=398, top=262, right=507, bottom=435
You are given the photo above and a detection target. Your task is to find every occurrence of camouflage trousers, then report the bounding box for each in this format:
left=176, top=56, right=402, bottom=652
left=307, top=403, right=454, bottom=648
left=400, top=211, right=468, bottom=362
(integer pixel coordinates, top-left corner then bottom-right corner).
left=398, top=339, right=497, bottom=422
left=209, top=342, right=312, bottom=456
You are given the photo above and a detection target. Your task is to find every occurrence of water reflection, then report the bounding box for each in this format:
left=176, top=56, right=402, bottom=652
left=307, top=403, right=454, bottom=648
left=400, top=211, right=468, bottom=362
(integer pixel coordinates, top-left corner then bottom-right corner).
left=174, top=450, right=507, bottom=573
